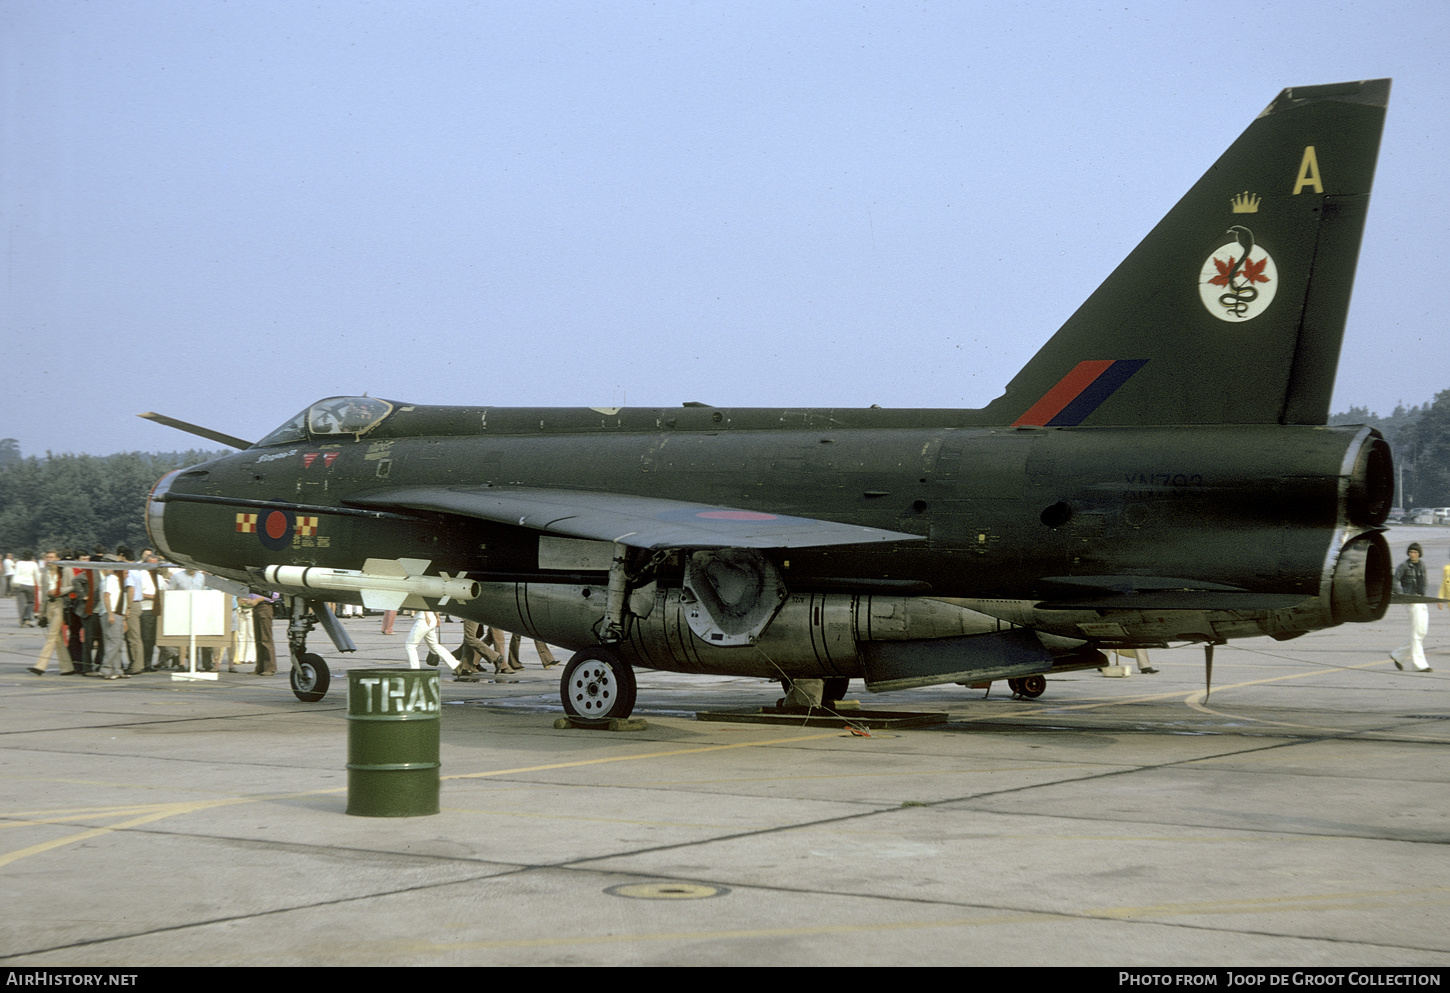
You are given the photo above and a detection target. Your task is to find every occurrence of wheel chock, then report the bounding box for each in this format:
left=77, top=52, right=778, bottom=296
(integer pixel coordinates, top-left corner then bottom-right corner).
left=553, top=716, right=649, bottom=731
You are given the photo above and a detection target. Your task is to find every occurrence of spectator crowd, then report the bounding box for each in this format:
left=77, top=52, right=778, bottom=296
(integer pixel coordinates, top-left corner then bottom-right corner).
left=4, top=548, right=556, bottom=681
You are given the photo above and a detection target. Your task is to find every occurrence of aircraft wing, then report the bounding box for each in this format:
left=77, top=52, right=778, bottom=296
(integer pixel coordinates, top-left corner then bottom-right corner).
left=345, top=486, right=924, bottom=550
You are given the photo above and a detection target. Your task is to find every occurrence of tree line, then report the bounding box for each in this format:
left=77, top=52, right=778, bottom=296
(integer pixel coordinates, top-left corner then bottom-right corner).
left=0, top=447, right=225, bottom=554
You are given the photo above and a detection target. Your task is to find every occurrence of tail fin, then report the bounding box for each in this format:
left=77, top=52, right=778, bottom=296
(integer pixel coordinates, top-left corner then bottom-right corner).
left=983, top=79, right=1389, bottom=427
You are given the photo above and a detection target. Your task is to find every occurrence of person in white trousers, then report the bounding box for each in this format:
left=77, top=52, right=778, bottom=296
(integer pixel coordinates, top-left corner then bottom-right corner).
left=1391, top=543, right=1433, bottom=673
left=405, top=610, right=460, bottom=671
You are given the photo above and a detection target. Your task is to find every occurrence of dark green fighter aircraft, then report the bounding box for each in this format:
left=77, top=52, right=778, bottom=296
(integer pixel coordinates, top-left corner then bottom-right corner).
left=144, top=79, right=1396, bottom=715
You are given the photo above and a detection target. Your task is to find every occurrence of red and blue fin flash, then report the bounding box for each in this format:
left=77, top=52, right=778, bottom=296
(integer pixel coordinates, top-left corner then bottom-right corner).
left=1012, top=359, right=1148, bottom=427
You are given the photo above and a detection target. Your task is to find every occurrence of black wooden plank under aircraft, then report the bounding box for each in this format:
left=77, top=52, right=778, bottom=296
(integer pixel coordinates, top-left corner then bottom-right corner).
left=143, top=79, right=1401, bottom=714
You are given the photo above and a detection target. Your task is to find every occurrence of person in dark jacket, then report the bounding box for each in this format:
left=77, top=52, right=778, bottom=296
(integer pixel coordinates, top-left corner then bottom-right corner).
left=1391, top=542, right=1433, bottom=672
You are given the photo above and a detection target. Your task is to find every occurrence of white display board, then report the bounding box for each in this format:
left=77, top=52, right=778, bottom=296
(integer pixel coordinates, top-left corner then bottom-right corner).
left=161, top=590, right=229, bottom=637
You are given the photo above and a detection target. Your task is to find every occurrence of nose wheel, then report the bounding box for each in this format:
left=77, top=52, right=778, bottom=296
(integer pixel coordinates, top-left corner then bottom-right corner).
left=290, top=652, right=331, bottom=702
left=560, top=647, right=637, bottom=722
left=283, top=597, right=351, bottom=703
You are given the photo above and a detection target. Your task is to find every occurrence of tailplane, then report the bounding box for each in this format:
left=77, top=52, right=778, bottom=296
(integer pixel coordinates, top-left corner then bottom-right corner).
left=983, top=79, right=1389, bottom=427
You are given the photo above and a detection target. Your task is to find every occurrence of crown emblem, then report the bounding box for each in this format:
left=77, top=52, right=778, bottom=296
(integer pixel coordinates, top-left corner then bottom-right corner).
left=1231, top=191, right=1260, bottom=213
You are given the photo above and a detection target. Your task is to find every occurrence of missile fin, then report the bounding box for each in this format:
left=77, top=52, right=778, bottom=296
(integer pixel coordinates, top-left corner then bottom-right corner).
left=363, top=558, right=409, bottom=578
left=362, top=589, right=408, bottom=611
left=397, top=558, right=433, bottom=577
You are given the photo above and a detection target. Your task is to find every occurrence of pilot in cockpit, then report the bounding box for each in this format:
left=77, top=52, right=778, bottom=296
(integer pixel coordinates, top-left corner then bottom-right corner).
left=338, top=399, right=377, bottom=433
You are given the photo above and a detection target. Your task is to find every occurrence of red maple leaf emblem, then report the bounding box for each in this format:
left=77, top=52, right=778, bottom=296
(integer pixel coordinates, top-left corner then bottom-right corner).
left=1208, top=253, right=1272, bottom=287
left=1208, top=255, right=1237, bottom=286
left=1240, top=255, right=1270, bottom=284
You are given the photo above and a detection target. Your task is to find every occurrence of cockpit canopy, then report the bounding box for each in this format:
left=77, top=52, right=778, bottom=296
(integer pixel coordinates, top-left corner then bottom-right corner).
left=254, top=397, right=395, bottom=447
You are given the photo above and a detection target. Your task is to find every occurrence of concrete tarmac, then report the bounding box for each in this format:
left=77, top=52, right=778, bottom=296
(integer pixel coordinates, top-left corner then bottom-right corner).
left=2, top=528, right=1448, bottom=967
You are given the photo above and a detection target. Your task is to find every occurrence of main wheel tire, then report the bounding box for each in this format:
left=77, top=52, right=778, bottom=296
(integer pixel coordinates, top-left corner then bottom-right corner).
left=822, top=677, right=849, bottom=704
left=560, top=647, right=637, bottom=721
left=1017, top=674, right=1046, bottom=698
left=1007, top=678, right=1023, bottom=695
left=290, top=653, right=331, bottom=703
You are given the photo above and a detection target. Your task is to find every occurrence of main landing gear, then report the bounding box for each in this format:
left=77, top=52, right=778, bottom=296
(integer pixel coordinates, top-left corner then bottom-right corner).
left=560, top=646, right=637, bottom=722
left=1007, top=675, right=1046, bottom=699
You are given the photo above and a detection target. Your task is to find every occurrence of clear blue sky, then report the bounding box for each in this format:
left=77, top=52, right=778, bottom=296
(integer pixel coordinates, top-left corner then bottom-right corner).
left=3, top=1, right=1446, bottom=455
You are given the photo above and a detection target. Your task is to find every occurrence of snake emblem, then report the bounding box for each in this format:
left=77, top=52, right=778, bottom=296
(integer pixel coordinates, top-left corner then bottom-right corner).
left=1198, top=225, right=1277, bottom=322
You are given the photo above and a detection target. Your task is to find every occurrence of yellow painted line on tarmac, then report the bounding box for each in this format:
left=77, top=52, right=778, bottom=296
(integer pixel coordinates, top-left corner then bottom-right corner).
left=346, top=882, right=1450, bottom=954
left=0, top=775, right=267, bottom=795
left=1092, top=884, right=1450, bottom=919
left=352, top=911, right=1049, bottom=953
left=634, top=764, right=1114, bottom=787
left=0, top=790, right=347, bottom=868
left=0, top=730, right=844, bottom=868
left=938, top=658, right=1450, bottom=747
left=16, top=663, right=1421, bottom=876
left=0, top=678, right=1380, bottom=872
left=437, top=806, right=734, bottom=829
left=831, top=830, right=1337, bottom=844
left=953, top=688, right=1201, bottom=722
left=1186, top=696, right=1357, bottom=736
left=1184, top=658, right=1389, bottom=709
left=440, top=730, right=848, bottom=781
left=0, top=802, right=189, bottom=825
left=1184, top=660, right=1450, bottom=741
left=0, top=797, right=262, bottom=870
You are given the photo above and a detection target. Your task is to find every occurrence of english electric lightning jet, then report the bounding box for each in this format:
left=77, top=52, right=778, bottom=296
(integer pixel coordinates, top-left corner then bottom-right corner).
left=144, top=79, right=1396, bottom=717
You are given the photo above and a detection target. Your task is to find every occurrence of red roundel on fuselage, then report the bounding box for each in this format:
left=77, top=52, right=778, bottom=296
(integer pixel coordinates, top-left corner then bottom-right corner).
left=265, top=510, right=289, bottom=539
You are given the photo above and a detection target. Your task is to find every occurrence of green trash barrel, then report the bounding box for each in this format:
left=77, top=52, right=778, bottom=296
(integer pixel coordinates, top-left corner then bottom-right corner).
left=347, top=668, right=440, bottom=817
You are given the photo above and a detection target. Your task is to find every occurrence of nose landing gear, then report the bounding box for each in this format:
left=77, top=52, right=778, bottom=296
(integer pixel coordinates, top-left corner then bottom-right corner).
left=291, top=653, right=331, bottom=702
left=284, top=597, right=355, bottom=702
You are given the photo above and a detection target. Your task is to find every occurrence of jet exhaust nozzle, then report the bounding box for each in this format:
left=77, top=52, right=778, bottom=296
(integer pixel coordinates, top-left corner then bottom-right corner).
left=1346, top=432, right=1394, bottom=528
left=1329, top=532, right=1391, bottom=624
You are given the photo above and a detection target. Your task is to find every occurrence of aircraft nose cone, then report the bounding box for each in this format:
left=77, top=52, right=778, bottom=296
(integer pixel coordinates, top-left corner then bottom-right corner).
left=146, top=468, right=185, bottom=562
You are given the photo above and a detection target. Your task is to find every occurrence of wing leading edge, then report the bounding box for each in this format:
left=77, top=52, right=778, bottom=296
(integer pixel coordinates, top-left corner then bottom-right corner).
left=345, top=486, right=924, bottom=550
